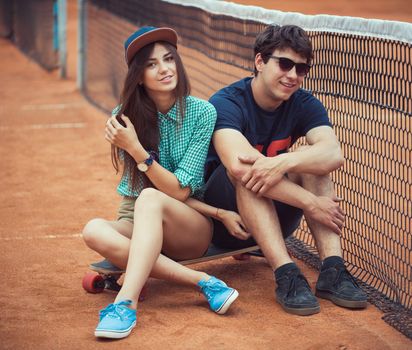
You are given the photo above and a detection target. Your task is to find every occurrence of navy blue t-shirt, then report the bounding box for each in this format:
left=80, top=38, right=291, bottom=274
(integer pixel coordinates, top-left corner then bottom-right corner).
left=205, top=77, right=331, bottom=177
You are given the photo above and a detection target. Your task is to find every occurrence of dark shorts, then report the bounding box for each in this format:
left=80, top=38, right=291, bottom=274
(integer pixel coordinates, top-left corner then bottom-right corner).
left=204, top=164, right=303, bottom=249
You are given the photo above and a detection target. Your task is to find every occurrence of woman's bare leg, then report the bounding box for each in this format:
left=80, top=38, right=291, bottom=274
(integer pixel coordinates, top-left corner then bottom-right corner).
left=83, top=189, right=215, bottom=309
left=83, top=213, right=211, bottom=289
left=114, top=188, right=214, bottom=308
left=83, top=218, right=134, bottom=267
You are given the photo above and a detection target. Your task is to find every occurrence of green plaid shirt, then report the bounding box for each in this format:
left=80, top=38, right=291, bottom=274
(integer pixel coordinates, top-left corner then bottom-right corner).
left=116, top=96, right=217, bottom=198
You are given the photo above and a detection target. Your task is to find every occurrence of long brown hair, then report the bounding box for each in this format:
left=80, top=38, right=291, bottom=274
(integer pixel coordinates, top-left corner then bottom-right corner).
left=111, top=41, right=191, bottom=192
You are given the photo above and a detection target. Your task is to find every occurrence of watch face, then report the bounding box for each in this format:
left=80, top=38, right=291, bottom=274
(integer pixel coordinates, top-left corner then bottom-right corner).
left=137, top=162, right=149, bottom=172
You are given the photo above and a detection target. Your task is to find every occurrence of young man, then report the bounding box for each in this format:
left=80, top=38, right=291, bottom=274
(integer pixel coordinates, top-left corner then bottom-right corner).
left=204, top=24, right=367, bottom=316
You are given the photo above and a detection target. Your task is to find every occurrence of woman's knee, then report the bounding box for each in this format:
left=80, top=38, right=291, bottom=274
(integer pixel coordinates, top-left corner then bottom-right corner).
left=134, top=188, right=167, bottom=212
left=82, top=218, right=107, bottom=248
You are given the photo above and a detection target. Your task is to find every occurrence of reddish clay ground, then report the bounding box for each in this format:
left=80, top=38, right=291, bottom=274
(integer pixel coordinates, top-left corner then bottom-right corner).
left=0, top=1, right=410, bottom=349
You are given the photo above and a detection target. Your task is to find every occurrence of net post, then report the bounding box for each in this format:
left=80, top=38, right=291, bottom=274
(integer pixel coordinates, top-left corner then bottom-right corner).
left=57, top=0, right=67, bottom=78
left=77, top=0, right=86, bottom=91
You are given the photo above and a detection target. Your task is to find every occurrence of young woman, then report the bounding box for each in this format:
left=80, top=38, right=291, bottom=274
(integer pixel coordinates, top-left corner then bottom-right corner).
left=82, top=26, right=250, bottom=339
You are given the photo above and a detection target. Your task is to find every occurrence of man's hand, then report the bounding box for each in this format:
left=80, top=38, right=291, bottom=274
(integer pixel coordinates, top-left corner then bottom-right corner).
left=304, top=196, right=345, bottom=235
left=239, top=154, right=288, bottom=195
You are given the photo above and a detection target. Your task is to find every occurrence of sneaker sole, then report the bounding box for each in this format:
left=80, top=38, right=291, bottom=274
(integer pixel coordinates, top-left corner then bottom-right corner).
left=276, top=297, right=320, bottom=316
left=215, top=289, right=239, bottom=315
left=95, top=320, right=136, bottom=339
left=315, top=290, right=367, bottom=309
left=280, top=304, right=320, bottom=316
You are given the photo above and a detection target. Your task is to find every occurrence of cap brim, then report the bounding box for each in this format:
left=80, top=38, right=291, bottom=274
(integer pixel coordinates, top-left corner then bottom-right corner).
left=125, top=27, right=178, bottom=65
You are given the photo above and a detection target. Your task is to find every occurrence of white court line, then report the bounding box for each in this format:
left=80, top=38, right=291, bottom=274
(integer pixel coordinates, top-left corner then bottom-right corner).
left=0, top=122, right=86, bottom=131
left=26, top=122, right=86, bottom=129
left=0, top=233, right=82, bottom=241
left=21, top=103, right=86, bottom=111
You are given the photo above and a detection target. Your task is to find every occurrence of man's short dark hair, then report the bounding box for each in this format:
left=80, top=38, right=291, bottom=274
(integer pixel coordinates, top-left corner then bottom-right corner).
left=253, top=24, right=313, bottom=76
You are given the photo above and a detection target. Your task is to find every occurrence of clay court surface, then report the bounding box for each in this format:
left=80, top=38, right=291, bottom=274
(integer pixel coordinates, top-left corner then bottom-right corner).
left=0, top=1, right=411, bottom=349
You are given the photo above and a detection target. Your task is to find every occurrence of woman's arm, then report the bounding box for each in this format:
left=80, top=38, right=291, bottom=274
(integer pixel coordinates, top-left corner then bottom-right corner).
left=106, top=101, right=216, bottom=202
left=106, top=115, right=191, bottom=201
left=185, top=198, right=251, bottom=240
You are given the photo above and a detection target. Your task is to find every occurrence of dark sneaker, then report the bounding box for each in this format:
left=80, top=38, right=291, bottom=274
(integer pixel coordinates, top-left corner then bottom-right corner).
left=275, top=267, right=320, bottom=316
left=315, top=264, right=367, bottom=309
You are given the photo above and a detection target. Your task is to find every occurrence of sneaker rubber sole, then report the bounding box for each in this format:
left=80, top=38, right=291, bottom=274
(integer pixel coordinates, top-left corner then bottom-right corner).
left=215, top=289, right=239, bottom=315
left=315, top=290, right=367, bottom=309
left=95, top=320, right=137, bottom=339
left=276, top=296, right=320, bottom=316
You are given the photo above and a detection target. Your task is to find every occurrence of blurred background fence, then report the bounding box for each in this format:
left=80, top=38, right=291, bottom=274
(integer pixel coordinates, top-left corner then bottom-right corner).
left=0, top=0, right=66, bottom=74
left=78, top=0, right=411, bottom=338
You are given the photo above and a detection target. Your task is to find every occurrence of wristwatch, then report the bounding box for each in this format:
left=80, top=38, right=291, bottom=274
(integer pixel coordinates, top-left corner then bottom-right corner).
left=137, top=151, right=157, bottom=172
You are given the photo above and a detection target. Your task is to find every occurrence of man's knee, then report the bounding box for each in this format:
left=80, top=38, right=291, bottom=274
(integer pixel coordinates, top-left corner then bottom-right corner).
left=226, top=169, right=238, bottom=186
left=295, top=173, right=334, bottom=196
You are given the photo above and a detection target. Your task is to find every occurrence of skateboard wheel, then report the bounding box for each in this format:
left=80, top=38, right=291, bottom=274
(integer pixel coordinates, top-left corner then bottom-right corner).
left=232, top=253, right=251, bottom=261
left=82, top=272, right=105, bottom=293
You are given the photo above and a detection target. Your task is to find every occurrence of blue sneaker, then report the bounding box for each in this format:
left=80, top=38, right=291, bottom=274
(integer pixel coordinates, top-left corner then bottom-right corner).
left=198, top=276, right=239, bottom=314
left=94, top=300, right=137, bottom=339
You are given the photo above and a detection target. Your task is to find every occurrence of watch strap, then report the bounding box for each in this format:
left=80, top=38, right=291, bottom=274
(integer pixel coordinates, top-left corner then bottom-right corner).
left=137, top=151, right=158, bottom=172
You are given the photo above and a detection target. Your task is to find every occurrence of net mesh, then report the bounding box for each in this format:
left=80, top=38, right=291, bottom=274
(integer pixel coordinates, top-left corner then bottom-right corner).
left=82, top=0, right=412, bottom=338
left=0, top=0, right=58, bottom=70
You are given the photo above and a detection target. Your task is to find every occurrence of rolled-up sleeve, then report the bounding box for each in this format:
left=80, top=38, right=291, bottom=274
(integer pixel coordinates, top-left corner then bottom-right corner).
left=174, top=103, right=217, bottom=194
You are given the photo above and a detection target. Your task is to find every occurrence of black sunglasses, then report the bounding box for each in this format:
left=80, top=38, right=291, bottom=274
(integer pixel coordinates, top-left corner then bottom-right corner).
left=269, top=56, right=311, bottom=76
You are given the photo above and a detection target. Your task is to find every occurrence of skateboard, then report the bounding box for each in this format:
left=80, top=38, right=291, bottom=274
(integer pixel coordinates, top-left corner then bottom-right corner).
left=82, top=244, right=263, bottom=297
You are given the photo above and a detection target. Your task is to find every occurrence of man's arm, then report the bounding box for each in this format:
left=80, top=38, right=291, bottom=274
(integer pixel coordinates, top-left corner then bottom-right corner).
left=240, top=126, right=344, bottom=194
left=285, top=125, right=344, bottom=174
left=213, top=128, right=344, bottom=234
left=214, top=128, right=320, bottom=209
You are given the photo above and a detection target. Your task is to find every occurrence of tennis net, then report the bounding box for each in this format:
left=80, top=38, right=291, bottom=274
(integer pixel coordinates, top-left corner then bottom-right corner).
left=80, top=0, right=412, bottom=338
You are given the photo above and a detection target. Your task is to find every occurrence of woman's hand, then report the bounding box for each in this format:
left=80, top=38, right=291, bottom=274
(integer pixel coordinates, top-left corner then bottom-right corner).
left=217, top=209, right=251, bottom=240
left=105, top=115, right=141, bottom=154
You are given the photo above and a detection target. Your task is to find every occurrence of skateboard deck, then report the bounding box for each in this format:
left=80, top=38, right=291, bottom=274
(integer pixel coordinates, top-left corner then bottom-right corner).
left=82, top=244, right=262, bottom=295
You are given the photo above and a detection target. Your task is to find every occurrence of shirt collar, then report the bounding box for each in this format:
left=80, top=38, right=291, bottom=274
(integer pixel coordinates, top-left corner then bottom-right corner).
left=158, top=102, right=178, bottom=122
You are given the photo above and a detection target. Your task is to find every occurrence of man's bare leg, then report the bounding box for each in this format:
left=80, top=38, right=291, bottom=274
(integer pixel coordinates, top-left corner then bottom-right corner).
left=296, top=173, right=367, bottom=309
left=235, top=180, right=292, bottom=270
left=233, top=177, right=320, bottom=316
left=297, top=173, right=343, bottom=260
